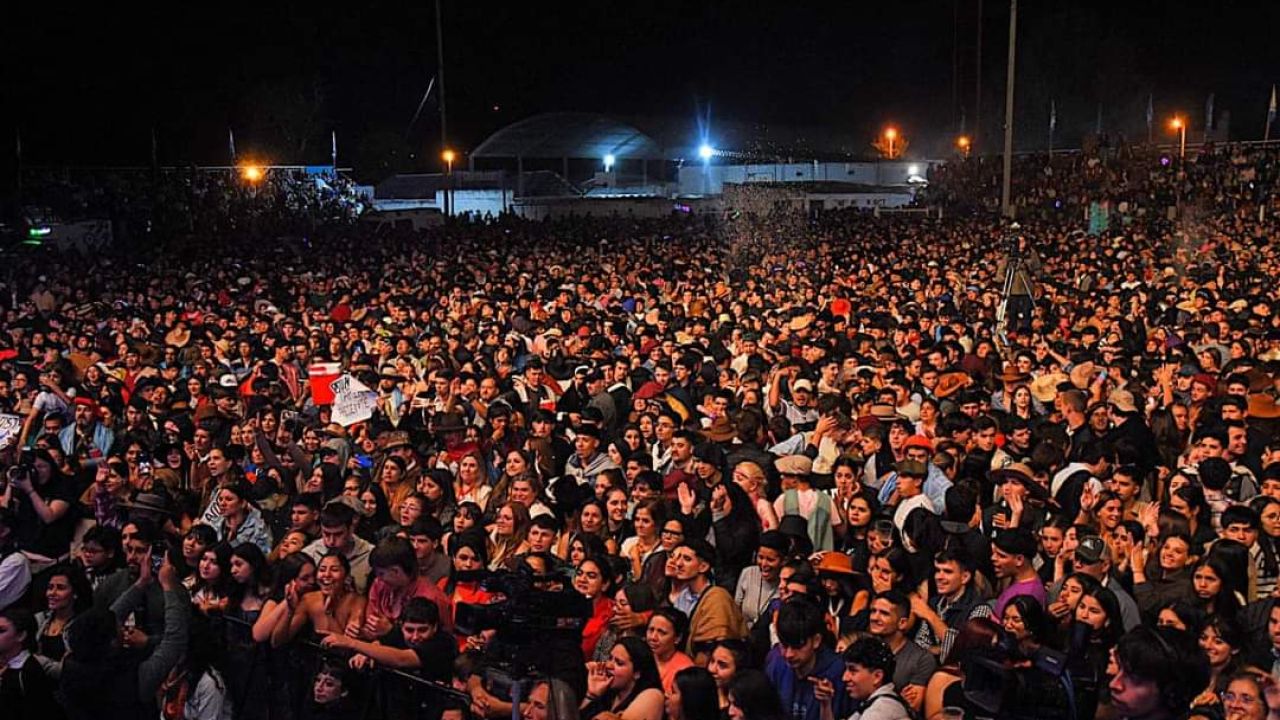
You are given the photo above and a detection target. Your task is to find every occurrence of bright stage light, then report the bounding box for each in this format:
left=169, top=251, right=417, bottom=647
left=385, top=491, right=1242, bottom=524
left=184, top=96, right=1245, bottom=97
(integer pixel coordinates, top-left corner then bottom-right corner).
left=698, top=144, right=714, bottom=161
left=603, top=153, right=616, bottom=171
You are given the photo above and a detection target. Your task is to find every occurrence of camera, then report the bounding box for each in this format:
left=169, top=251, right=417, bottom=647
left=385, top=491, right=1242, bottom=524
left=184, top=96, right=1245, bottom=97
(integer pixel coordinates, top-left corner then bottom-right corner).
left=960, top=633, right=1077, bottom=720
left=6, top=450, right=35, bottom=485
left=454, top=565, right=592, bottom=692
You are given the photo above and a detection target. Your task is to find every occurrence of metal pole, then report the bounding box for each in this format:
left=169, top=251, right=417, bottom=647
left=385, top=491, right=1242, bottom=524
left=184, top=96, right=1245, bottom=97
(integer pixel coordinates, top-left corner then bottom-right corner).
left=435, top=0, right=448, bottom=217
left=1000, top=0, right=1017, bottom=217
left=974, top=0, right=983, bottom=149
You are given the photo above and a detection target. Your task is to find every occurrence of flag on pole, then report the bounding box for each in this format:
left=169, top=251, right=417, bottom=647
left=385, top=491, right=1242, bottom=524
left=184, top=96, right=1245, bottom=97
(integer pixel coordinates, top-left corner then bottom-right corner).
left=1267, top=85, right=1277, bottom=142
left=228, top=128, right=237, bottom=164
left=1049, top=99, right=1057, bottom=133
left=1206, top=93, right=1215, bottom=132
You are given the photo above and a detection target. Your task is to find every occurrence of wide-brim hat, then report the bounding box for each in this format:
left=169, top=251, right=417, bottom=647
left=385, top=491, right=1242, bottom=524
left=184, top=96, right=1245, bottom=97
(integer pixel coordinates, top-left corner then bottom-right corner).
left=815, top=551, right=855, bottom=576
left=119, top=492, right=172, bottom=516
left=432, top=413, right=468, bottom=434
left=935, top=372, right=971, bottom=399
left=699, top=415, right=737, bottom=443
left=1029, top=372, right=1068, bottom=403
left=163, top=327, right=191, bottom=348
left=996, top=369, right=1031, bottom=385
left=379, top=430, right=412, bottom=451
left=1248, top=393, right=1280, bottom=419
left=1069, top=362, right=1097, bottom=390
left=1108, top=388, right=1138, bottom=414
left=991, top=463, right=1050, bottom=503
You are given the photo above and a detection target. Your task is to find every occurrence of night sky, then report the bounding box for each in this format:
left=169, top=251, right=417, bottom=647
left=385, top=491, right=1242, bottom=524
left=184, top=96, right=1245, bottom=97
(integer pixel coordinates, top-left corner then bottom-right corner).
left=4, top=1, right=1279, bottom=181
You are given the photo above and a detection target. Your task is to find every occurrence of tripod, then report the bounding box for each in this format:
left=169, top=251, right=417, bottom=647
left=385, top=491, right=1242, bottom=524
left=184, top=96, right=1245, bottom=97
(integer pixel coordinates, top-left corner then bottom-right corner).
left=995, top=226, right=1035, bottom=344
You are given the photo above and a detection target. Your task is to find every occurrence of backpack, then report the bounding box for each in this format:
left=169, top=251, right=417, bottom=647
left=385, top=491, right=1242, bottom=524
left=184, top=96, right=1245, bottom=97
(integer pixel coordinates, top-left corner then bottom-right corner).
left=862, top=689, right=920, bottom=720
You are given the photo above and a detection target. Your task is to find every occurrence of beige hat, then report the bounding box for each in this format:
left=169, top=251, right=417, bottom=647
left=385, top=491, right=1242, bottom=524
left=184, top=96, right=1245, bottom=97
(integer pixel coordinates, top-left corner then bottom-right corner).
left=1108, top=388, right=1138, bottom=414
left=775, top=455, right=813, bottom=476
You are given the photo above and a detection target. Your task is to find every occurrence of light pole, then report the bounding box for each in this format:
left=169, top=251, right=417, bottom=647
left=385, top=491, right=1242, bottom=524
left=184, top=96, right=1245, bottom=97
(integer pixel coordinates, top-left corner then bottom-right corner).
left=1000, top=0, right=1017, bottom=218
left=884, top=127, right=898, bottom=158
left=1170, top=117, right=1186, bottom=159
left=442, top=149, right=456, bottom=216
left=956, top=135, right=971, bottom=158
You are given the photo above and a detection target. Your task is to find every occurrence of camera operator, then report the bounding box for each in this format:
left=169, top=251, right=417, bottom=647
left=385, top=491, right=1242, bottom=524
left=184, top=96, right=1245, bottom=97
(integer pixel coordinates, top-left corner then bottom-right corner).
left=59, top=547, right=189, bottom=719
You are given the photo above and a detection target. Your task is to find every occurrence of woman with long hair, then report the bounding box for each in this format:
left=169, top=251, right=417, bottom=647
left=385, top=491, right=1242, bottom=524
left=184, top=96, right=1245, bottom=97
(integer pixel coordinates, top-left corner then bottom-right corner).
left=575, top=555, right=617, bottom=659
left=35, top=562, right=93, bottom=661
left=1066, top=585, right=1124, bottom=720
left=492, top=449, right=538, bottom=512
left=1191, top=615, right=1251, bottom=709
left=559, top=498, right=616, bottom=558
left=84, top=456, right=132, bottom=529
left=924, top=617, right=1003, bottom=720
left=581, top=636, right=664, bottom=720
left=645, top=607, right=694, bottom=695
left=1008, top=384, right=1039, bottom=421
left=520, top=676, right=581, bottom=720
left=1192, top=548, right=1247, bottom=619
left=1251, top=496, right=1280, bottom=598
left=211, top=480, right=273, bottom=555
left=488, top=501, right=532, bottom=570
left=594, top=583, right=659, bottom=662
left=1001, top=594, right=1054, bottom=658
left=251, top=553, right=318, bottom=642
left=418, top=468, right=458, bottom=527
left=454, top=451, right=492, bottom=512
left=1132, top=531, right=1196, bottom=614
left=376, top=455, right=413, bottom=516
left=272, top=551, right=365, bottom=647
left=666, top=666, right=719, bottom=720
left=708, top=639, right=751, bottom=714
left=726, top=669, right=786, bottom=720
left=191, top=543, right=234, bottom=615
left=620, top=499, right=666, bottom=582
left=1047, top=572, right=1100, bottom=633
left=1170, top=485, right=1217, bottom=552
left=355, top=481, right=393, bottom=541
left=603, top=485, right=632, bottom=550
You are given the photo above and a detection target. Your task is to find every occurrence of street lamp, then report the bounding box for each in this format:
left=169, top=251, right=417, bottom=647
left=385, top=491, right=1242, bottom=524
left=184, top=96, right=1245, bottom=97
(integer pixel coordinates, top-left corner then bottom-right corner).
left=956, top=135, right=971, bottom=158
left=603, top=153, right=616, bottom=172
left=884, top=127, right=898, bottom=159
left=698, top=144, right=714, bottom=162
left=1169, top=117, right=1186, bottom=159
left=241, top=165, right=264, bottom=183
left=441, top=149, right=456, bottom=173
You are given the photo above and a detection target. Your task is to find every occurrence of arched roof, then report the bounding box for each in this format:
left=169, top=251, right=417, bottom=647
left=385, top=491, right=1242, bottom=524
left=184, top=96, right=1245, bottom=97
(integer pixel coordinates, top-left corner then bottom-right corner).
left=471, top=113, right=665, bottom=161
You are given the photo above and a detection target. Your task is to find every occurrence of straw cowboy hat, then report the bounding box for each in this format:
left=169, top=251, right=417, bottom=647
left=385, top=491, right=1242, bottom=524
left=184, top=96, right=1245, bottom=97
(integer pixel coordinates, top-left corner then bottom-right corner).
left=1029, top=372, right=1068, bottom=403
left=935, top=372, right=971, bottom=399
left=1069, top=362, right=1098, bottom=390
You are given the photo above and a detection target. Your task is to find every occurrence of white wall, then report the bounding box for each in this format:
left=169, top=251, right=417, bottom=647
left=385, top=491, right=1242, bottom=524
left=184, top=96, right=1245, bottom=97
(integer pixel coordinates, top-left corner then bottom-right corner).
left=676, top=160, right=937, bottom=196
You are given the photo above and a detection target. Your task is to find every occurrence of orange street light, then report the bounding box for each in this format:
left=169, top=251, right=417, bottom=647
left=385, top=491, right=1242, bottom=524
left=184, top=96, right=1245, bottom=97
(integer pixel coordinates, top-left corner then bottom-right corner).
left=1169, top=116, right=1186, bottom=158
left=441, top=149, right=456, bottom=173
left=956, top=135, right=971, bottom=158
left=241, top=166, right=264, bottom=182
left=883, top=127, right=899, bottom=158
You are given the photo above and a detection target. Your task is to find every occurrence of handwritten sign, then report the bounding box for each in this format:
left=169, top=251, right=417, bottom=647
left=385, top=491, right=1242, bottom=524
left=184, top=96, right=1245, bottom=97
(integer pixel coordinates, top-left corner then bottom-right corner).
left=0, top=413, right=20, bottom=449
left=329, top=375, right=377, bottom=427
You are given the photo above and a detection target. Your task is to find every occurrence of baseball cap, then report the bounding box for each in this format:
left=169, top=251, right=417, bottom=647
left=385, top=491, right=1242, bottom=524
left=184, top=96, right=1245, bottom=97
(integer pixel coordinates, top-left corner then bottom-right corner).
left=1075, top=535, right=1108, bottom=565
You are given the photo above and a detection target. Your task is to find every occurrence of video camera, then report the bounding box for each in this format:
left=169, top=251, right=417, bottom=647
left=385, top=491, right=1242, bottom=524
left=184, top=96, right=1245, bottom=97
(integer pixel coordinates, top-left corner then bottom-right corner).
left=960, top=633, right=1078, bottom=720
left=454, top=564, right=592, bottom=696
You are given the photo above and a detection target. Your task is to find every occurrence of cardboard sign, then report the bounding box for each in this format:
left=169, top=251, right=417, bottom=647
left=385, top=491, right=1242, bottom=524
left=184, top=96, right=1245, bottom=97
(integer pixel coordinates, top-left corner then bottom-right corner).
left=329, top=375, right=377, bottom=427
left=0, top=413, right=20, bottom=449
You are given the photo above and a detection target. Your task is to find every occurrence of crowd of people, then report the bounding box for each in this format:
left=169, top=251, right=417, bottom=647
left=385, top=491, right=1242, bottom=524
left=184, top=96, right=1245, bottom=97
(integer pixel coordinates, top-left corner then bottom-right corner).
left=2, top=140, right=1280, bottom=720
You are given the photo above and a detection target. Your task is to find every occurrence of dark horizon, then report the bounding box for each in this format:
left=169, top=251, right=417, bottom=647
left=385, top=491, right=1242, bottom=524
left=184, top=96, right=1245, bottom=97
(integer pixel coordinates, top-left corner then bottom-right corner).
left=4, top=1, right=1279, bottom=182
